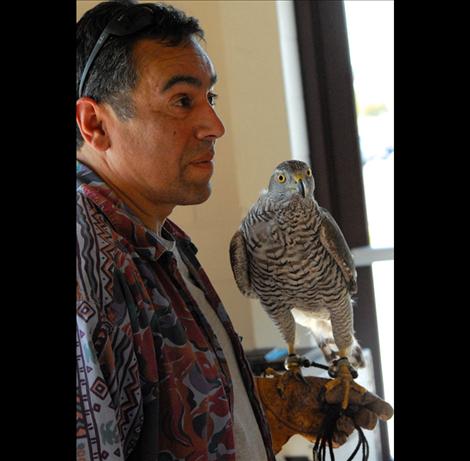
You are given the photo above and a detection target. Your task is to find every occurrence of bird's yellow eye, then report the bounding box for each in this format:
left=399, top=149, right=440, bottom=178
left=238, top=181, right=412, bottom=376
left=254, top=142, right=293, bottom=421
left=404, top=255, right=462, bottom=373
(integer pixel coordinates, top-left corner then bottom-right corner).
left=277, top=174, right=286, bottom=183
left=306, top=168, right=312, bottom=177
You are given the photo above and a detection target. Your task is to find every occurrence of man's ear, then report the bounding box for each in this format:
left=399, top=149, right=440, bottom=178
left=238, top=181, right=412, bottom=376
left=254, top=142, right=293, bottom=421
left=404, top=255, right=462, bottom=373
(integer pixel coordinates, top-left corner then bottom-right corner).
left=76, top=97, right=111, bottom=152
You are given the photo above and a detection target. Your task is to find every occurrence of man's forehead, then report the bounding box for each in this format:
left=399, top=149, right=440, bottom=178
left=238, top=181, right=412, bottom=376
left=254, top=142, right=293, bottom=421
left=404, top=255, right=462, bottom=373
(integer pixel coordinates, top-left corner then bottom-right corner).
left=134, top=38, right=217, bottom=89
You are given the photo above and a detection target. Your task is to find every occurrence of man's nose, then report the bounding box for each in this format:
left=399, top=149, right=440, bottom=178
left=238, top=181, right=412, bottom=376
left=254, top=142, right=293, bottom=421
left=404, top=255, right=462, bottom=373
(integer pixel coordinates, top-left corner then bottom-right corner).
left=196, top=105, right=226, bottom=140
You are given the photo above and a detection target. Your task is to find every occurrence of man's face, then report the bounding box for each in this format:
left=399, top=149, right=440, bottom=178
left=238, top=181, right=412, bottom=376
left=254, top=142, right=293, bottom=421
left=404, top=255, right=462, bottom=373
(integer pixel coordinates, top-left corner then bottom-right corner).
left=104, top=37, right=225, bottom=210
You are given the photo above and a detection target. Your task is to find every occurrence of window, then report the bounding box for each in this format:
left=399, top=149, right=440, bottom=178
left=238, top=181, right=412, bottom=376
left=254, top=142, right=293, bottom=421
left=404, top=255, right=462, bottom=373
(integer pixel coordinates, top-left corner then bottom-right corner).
left=293, top=1, right=394, bottom=459
left=344, top=1, right=394, bottom=457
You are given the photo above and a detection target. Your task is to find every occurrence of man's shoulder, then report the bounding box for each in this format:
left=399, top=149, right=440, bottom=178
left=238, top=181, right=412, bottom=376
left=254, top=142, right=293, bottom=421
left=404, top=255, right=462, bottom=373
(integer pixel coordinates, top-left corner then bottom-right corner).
left=76, top=191, right=130, bottom=271
left=77, top=191, right=115, bottom=242
left=76, top=192, right=121, bottom=308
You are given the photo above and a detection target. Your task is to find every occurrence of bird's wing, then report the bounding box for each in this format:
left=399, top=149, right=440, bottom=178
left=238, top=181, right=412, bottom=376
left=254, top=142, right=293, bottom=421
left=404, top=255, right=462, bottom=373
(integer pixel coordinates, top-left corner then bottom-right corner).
left=318, top=208, right=357, bottom=294
left=229, top=229, right=258, bottom=298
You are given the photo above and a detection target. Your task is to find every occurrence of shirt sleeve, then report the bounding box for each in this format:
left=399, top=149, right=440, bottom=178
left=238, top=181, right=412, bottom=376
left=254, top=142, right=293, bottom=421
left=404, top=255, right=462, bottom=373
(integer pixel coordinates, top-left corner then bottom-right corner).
left=76, top=288, right=144, bottom=461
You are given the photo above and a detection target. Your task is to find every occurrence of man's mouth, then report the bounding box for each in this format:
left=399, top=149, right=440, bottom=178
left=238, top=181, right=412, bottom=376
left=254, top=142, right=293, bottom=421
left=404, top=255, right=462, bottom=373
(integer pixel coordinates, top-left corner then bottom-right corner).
left=191, top=160, right=213, bottom=169
left=189, top=154, right=215, bottom=171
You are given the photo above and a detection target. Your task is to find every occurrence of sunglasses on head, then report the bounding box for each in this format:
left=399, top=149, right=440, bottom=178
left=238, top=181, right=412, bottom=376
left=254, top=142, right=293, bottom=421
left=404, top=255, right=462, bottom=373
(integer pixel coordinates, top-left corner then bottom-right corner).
left=78, top=4, right=159, bottom=99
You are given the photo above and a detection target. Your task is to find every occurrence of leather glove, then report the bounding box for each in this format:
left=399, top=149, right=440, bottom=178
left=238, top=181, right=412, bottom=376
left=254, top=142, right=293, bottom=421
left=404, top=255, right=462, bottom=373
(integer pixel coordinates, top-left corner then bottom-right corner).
left=254, top=372, right=393, bottom=455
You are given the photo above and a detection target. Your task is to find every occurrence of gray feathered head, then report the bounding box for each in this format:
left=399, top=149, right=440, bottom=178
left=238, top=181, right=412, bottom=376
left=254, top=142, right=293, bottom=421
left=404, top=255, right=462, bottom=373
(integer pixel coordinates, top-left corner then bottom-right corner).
left=267, top=160, right=315, bottom=199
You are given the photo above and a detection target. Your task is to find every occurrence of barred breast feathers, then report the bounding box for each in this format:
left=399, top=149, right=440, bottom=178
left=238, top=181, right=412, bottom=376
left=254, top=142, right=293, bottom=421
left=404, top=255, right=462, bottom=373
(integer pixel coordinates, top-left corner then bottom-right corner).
left=239, top=193, right=352, bottom=312
left=241, top=193, right=320, bottom=246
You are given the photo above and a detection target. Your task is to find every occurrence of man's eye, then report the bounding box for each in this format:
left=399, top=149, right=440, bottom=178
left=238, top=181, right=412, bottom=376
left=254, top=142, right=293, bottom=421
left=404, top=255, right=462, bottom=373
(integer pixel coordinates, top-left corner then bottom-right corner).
left=208, top=92, right=218, bottom=107
left=175, top=96, right=193, bottom=108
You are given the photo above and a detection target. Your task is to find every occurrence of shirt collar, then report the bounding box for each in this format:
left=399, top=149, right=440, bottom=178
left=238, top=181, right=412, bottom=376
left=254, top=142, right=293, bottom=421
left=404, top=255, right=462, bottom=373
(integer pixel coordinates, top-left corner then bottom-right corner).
left=76, top=160, right=195, bottom=260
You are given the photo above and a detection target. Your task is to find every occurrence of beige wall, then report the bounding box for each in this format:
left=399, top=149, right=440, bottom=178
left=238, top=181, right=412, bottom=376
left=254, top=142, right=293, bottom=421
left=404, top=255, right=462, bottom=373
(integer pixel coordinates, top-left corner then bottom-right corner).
left=76, top=0, right=296, bottom=351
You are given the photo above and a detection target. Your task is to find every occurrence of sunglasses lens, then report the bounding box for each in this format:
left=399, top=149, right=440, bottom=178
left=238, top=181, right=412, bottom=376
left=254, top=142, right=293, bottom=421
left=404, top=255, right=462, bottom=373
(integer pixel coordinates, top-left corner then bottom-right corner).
left=79, top=6, right=157, bottom=98
left=106, top=6, right=155, bottom=36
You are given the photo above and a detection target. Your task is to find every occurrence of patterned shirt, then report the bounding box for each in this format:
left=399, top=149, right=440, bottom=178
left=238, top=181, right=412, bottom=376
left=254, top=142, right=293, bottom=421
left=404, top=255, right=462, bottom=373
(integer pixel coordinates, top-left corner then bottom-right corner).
left=76, top=161, right=275, bottom=461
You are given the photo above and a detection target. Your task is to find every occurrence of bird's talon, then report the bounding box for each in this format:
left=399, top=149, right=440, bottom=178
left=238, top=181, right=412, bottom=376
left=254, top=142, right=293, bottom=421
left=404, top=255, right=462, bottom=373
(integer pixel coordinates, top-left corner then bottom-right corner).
left=351, top=382, right=368, bottom=395
left=298, top=372, right=308, bottom=386
left=325, top=358, right=364, bottom=409
left=263, top=367, right=280, bottom=377
left=324, top=377, right=342, bottom=392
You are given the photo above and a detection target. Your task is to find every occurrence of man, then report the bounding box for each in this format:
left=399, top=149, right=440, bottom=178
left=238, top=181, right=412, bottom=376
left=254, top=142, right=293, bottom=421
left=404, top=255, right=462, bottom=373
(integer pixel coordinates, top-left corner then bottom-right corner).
left=77, top=3, right=274, bottom=460
left=76, top=2, right=391, bottom=461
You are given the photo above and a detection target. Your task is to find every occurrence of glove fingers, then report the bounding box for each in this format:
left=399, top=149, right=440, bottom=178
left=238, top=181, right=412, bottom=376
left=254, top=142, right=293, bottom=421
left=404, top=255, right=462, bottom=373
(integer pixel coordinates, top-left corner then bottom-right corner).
left=364, top=398, right=394, bottom=421
left=353, top=407, right=377, bottom=430
left=331, top=414, right=355, bottom=446
left=327, top=386, right=394, bottom=422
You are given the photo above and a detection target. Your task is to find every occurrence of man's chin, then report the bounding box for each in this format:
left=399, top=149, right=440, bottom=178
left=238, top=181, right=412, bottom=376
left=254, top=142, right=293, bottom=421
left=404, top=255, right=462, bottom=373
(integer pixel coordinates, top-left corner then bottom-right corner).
left=179, top=183, right=212, bottom=206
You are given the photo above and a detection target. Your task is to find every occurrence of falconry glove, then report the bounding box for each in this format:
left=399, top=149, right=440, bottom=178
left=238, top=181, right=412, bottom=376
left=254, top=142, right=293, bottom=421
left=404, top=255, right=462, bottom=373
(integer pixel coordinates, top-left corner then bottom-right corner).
left=254, top=371, right=393, bottom=455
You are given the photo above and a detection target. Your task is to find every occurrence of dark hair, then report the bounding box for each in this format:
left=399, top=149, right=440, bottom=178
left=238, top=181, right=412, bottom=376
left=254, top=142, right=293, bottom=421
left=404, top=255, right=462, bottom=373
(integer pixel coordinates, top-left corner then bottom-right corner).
left=76, top=1, right=204, bottom=149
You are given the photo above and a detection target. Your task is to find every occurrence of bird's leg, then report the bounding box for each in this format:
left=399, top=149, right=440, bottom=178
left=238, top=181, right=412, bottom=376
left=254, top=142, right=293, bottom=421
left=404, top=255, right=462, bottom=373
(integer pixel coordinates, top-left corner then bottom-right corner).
left=281, top=342, right=308, bottom=385
left=324, top=348, right=367, bottom=410
left=274, top=342, right=304, bottom=398
left=284, top=342, right=302, bottom=371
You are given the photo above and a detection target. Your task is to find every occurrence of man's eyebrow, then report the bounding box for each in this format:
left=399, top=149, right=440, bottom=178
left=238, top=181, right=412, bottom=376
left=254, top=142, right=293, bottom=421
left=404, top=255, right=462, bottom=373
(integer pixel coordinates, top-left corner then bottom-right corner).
left=161, top=73, right=218, bottom=93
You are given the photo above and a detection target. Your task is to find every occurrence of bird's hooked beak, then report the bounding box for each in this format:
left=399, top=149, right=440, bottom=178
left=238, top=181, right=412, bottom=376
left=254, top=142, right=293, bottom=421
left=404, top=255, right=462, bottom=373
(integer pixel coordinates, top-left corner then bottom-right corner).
left=294, top=176, right=306, bottom=198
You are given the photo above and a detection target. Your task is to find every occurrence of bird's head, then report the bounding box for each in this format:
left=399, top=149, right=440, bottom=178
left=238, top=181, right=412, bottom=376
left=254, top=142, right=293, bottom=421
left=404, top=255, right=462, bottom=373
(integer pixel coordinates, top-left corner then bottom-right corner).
left=267, top=160, right=315, bottom=200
